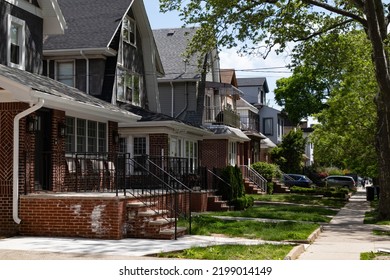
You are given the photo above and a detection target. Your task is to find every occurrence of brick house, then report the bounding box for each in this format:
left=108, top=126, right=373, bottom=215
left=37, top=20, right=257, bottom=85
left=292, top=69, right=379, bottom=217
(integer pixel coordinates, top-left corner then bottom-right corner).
left=0, top=0, right=150, bottom=239
left=0, top=0, right=266, bottom=240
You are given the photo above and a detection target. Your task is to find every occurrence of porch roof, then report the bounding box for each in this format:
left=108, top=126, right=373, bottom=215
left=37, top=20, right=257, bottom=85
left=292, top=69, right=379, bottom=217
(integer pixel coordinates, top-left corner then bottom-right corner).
left=205, top=125, right=250, bottom=142
left=0, top=64, right=140, bottom=123
left=261, top=138, right=277, bottom=148
left=118, top=104, right=213, bottom=137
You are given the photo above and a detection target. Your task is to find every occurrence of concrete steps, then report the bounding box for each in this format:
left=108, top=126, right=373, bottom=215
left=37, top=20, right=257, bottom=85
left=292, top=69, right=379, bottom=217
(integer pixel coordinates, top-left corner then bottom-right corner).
left=126, top=201, right=186, bottom=240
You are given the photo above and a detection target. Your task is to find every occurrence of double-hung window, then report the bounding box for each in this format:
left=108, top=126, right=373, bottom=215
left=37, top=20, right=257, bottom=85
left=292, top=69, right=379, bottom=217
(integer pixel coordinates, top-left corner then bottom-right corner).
left=122, top=16, right=136, bottom=46
left=7, top=15, right=25, bottom=69
left=57, top=61, right=75, bottom=87
left=116, top=68, right=141, bottom=106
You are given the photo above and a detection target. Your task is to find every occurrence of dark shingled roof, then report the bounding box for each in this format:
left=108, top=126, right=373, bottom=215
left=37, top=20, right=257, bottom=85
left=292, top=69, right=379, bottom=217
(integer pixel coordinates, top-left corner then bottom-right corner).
left=120, top=104, right=206, bottom=129
left=237, top=77, right=269, bottom=93
left=152, top=28, right=201, bottom=81
left=0, top=64, right=134, bottom=116
left=43, top=0, right=133, bottom=50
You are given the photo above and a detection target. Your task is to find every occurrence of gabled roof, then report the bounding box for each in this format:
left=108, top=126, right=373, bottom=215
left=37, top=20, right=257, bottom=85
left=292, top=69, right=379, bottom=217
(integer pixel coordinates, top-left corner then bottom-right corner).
left=0, top=64, right=140, bottom=123
left=237, top=77, right=270, bottom=93
left=153, top=28, right=201, bottom=81
left=6, top=0, right=67, bottom=34
left=43, top=0, right=133, bottom=50
left=220, top=69, right=238, bottom=87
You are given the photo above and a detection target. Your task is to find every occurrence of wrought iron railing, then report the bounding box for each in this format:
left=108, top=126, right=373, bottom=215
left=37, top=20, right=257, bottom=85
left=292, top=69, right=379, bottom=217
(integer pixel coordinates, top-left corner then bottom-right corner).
left=240, top=165, right=268, bottom=193
left=27, top=152, right=192, bottom=239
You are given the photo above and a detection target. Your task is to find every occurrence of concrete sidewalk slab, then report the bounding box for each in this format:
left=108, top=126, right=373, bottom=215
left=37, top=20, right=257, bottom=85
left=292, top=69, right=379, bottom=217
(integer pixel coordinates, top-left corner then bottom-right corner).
left=297, top=188, right=390, bottom=260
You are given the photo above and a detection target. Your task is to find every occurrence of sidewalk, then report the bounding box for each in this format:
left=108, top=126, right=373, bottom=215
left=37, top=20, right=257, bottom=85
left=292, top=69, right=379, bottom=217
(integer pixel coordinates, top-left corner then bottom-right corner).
left=0, top=234, right=278, bottom=260
left=297, top=187, right=390, bottom=260
left=1, top=188, right=389, bottom=260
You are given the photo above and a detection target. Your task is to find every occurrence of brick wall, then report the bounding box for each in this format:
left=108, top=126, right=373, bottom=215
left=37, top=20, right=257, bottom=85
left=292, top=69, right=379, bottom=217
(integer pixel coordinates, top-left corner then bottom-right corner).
left=201, top=139, right=228, bottom=169
left=0, top=102, right=29, bottom=236
left=149, top=134, right=168, bottom=157
left=19, top=196, right=127, bottom=239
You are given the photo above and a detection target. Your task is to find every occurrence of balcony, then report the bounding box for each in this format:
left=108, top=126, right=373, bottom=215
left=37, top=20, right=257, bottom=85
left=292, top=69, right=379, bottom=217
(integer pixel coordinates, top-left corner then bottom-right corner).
left=204, top=106, right=240, bottom=128
left=240, top=116, right=260, bottom=133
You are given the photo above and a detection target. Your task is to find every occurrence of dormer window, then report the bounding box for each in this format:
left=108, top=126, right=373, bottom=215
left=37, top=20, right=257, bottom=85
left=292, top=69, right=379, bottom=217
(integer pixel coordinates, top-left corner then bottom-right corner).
left=122, top=16, right=136, bottom=47
left=116, top=67, right=141, bottom=106
left=7, top=15, right=25, bottom=70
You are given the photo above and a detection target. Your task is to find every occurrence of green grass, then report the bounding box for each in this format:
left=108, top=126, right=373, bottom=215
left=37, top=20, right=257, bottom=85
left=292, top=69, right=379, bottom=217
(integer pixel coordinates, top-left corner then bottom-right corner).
left=373, top=230, right=390, bottom=236
left=364, top=201, right=390, bottom=225
left=249, top=193, right=347, bottom=209
left=361, top=251, right=390, bottom=260
left=157, top=244, right=294, bottom=260
left=189, top=215, right=320, bottom=241
left=205, top=204, right=337, bottom=223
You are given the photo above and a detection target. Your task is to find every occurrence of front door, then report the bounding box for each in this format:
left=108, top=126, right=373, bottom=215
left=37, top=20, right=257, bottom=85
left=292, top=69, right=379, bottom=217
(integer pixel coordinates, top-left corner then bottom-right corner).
left=35, top=109, right=52, bottom=191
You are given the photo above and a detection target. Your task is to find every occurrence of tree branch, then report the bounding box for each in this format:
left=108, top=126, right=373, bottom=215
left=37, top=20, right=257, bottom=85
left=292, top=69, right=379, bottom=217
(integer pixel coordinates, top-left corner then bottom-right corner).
left=303, top=0, right=367, bottom=27
left=292, top=18, right=355, bottom=42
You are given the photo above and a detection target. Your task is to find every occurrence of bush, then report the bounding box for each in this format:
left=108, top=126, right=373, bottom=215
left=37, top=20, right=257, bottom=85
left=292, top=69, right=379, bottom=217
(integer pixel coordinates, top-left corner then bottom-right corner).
left=251, top=162, right=281, bottom=181
left=231, top=196, right=255, bottom=210
left=217, top=165, right=245, bottom=202
left=290, top=186, right=350, bottom=198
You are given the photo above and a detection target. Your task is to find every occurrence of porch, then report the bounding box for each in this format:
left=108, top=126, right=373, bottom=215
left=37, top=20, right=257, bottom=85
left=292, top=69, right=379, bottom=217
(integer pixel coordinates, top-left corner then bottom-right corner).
left=19, top=153, right=241, bottom=240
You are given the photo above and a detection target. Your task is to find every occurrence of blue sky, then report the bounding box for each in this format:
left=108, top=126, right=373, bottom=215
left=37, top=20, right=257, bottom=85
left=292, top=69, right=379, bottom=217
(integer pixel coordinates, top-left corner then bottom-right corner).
left=144, top=0, right=290, bottom=110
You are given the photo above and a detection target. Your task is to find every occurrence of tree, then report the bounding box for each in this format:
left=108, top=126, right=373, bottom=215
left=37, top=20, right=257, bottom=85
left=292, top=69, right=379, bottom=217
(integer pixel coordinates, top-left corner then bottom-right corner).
left=160, top=0, right=390, bottom=219
left=271, top=129, right=306, bottom=173
left=278, top=31, right=378, bottom=177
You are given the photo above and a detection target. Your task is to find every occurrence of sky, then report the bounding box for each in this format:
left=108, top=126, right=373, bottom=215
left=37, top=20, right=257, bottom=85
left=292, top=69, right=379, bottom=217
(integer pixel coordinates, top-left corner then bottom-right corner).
left=144, top=0, right=293, bottom=110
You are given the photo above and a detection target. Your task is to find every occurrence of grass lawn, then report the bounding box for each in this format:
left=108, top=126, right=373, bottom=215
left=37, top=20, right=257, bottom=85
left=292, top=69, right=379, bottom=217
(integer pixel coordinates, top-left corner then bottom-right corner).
left=249, top=193, right=347, bottom=209
left=205, top=204, right=337, bottom=223
left=188, top=215, right=320, bottom=241
left=166, top=193, right=342, bottom=260
left=361, top=251, right=390, bottom=260
left=364, top=200, right=390, bottom=225
left=157, top=244, right=294, bottom=260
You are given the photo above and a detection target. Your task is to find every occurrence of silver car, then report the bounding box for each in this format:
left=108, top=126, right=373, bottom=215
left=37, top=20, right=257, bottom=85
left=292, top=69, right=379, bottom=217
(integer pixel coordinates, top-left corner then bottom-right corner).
left=324, top=175, right=356, bottom=190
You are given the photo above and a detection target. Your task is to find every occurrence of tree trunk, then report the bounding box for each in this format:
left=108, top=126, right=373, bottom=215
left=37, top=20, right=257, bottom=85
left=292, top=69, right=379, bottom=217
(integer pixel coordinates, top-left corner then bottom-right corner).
left=365, top=0, right=390, bottom=218
left=375, top=94, right=390, bottom=219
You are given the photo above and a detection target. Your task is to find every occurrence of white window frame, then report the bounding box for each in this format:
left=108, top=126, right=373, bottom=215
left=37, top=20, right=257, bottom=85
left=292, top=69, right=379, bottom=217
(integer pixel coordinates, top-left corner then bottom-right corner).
left=122, top=16, right=136, bottom=47
left=56, top=61, right=75, bottom=87
left=116, top=67, right=142, bottom=106
left=65, top=116, right=107, bottom=153
left=228, top=141, right=237, bottom=166
left=7, top=15, right=26, bottom=70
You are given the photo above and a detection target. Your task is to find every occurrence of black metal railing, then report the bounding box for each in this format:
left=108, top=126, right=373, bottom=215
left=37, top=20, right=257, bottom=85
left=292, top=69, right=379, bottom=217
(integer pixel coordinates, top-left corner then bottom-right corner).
left=27, top=152, right=192, bottom=239
left=240, top=165, right=268, bottom=193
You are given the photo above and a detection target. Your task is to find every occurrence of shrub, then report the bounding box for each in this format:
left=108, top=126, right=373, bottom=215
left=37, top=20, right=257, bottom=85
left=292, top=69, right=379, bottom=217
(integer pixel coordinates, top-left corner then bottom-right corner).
left=231, top=196, right=255, bottom=210
left=251, top=162, right=281, bottom=181
left=216, top=165, right=255, bottom=210
left=217, top=165, right=245, bottom=201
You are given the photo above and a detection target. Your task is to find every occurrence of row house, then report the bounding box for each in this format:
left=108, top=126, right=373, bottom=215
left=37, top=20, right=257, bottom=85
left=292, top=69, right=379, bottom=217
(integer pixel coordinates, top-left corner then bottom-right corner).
left=153, top=28, right=250, bottom=170
left=237, top=77, right=285, bottom=162
left=0, top=0, right=143, bottom=239
left=0, top=0, right=268, bottom=240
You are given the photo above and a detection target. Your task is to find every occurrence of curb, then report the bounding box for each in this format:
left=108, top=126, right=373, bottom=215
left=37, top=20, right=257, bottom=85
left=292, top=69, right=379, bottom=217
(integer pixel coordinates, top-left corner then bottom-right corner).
left=284, top=226, right=323, bottom=260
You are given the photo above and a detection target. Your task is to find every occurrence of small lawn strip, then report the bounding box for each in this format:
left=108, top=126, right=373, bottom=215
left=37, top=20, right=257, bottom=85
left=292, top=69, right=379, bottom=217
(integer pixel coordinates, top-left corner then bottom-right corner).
left=361, top=251, right=390, bottom=260
left=157, top=244, right=294, bottom=260
left=190, top=215, right=320, bottom=241
left=204, top=204, right=337, bottom=223
left=250, top=193, right=347, bottom=209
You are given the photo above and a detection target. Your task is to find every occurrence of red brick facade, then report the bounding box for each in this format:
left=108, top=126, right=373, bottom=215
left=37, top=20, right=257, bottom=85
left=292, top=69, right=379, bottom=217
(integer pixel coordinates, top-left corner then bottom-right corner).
left=149, top=133, right=169, bottom=157
left=0, top=102, right=122, bottom=237
left=19, top=195, right=127, bottom=239
left=0, top=102, right=29, bottom=236
left=201, top=139, right=229, bottom=169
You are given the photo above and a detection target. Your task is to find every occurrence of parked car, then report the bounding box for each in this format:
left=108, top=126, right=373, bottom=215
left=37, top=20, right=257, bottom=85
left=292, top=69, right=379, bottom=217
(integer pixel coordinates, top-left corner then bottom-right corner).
left=324, top=175, right=356, bottom=190
left=283, top=174, right=313, bottom=188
